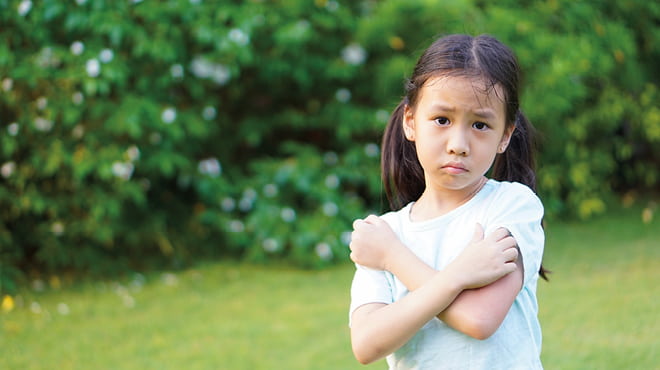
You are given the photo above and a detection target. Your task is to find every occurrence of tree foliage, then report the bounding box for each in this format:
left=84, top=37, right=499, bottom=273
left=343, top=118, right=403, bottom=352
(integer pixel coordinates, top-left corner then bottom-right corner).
left=1, top=0, right=657, bottom=291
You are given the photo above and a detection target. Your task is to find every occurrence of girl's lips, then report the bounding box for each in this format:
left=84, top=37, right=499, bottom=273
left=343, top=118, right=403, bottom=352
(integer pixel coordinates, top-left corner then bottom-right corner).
left=442, top=162, right=468, bottom=174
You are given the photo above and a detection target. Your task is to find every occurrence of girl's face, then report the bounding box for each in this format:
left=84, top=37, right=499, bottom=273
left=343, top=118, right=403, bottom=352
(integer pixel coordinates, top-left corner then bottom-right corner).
left=403, top=75, right=514, bottom=194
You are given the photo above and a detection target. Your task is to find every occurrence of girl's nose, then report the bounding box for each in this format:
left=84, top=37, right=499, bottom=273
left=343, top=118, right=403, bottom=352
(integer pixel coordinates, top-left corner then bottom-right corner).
left=446, top=127, right=469, bottom=156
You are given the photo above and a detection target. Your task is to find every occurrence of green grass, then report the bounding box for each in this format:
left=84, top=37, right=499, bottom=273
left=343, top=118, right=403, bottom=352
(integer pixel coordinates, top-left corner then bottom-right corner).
left=1, top=203, right=658, bottom=369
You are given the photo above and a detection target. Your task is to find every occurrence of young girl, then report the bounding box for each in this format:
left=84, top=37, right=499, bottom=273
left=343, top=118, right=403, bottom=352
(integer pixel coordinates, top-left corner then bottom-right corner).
left=348, top=34, right=545, bottom=369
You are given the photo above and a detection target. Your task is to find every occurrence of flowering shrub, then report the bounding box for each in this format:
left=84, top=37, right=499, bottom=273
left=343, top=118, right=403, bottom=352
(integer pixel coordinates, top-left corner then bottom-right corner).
left=1, top=0, right=657, bottom=291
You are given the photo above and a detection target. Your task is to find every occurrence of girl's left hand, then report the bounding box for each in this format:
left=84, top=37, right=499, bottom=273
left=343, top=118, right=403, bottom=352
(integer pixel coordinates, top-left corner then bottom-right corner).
left=349, top=215, right=405, bottom=271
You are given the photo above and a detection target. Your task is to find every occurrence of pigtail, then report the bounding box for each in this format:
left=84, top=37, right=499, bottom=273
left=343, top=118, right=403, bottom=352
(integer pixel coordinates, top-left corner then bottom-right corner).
left=381, top=99, right=425, bottom=211
left=491, top=110, right=537, bottom=192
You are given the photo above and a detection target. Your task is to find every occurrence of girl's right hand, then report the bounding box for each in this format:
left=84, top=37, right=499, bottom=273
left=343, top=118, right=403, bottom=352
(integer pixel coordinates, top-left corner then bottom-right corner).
left=349, top=215, right=405, bottom=271
left=445, top=224, right=518, bottom=290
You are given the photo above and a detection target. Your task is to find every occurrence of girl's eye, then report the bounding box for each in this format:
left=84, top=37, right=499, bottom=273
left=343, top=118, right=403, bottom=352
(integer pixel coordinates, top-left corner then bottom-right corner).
left=473, top=121, right=489, bottom=130
left=434, top=117, right=450, bottom=126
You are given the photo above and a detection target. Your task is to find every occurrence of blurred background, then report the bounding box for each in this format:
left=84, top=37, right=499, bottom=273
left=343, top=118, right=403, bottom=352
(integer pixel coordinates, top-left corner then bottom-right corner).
left=0, top=0, right=658, bottom=368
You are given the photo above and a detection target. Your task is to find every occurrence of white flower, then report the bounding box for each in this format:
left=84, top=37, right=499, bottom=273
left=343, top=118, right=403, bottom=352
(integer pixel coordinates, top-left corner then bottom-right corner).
left=86, top=59, right=100, bottom=77
left=198, top=157, right=221, bottom=177
left=229, top=28, right=250, bottom=46
left=72, top=125, right=85, bottom=139
left=18, top=0, right=32, bottom=16
left=72, top=91, right=84, bottom=105
left=36, top=97, right=48, bottom=110
left=262, top=238, right=279, bottom=252
left=37, top=47, right=58, bottom=68
left=161, top=273, right=178, bottom=286
left=170, top=64, right=184, bottom=79
left=57, top=303, right=70, bottom=315
left=315, top=242, right=333, bottom=260
left=202, top=105, right=216, bottom=120
left=364, top=143, right=379, bottom=158
left=112, top=161, right=134, bottom=181
left=221, top=197, right=236, bottom=212
left=341, top=43, right=367, bottom=65
left=70, top=41, right=84, bottom=56
left=323, top=151, right=338, bottom=166
left=335, top=88, right=351, bottom=103
left=126, top=145, right=140, bottom=161
left=2, top=78, right=13, bottom=91
left=190, top=56, right=231, bottom=85
left=7, top=123, right=19, bottom=136
left=325, top=174, right=339, bottom=189
left=99, top=49, right=114, bottom=63
left=161, top=107, right=176, bottom=124
left=238, top=188, right=257, bottom=212
left=190, top=57, right=213, bottom=78
left=229, top=220, right=244, bottom=232
left=263, top=183, right=278, bottom=198
left=30, top=301, right=42, bottom=314
left=34, top=117, right=53, bottom=132
left=238, top=197, right=253, bottom=212
left=280, top=207, right=296, bottom=222
left=51, top=221, right=65, bottom=236
left=326, top=0, right=339, bottom=12
left=322, top=202, right=338, bottom=217
left=1, top=162, right=16, bottom=178
left=211, top=64, right=231, bottom=85
left=243, top=188, right=257, bottom=201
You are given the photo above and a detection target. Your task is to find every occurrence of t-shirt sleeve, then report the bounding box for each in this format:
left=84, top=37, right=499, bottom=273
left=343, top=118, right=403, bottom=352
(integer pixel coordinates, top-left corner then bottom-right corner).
left=485, top=182, right=545, bottom=286
left=348, top=264, right=393, bottom=326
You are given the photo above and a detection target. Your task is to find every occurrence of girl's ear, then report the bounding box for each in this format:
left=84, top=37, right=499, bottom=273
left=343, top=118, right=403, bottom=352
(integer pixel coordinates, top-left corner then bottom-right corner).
left=498, top=125, right=515, bottom=153
left=403, top=104, right=416, bottom=141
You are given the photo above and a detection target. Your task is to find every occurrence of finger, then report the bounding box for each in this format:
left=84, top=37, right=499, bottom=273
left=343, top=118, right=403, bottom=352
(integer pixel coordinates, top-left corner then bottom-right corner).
left=364, top=214, right=380, bottom=224
left=352, top=218, right=364, bottom=230
left=503, top=261, right=517, bottom=274
left=471, top=223, right=485, bottom=243
left=488, top=227, right=511, bottom=242
left=496, top=235, right=518, bottom=250
left=502, top=246, right=518, bottom=262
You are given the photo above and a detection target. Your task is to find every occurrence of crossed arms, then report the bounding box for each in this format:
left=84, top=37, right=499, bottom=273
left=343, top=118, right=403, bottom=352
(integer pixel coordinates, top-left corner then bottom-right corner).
left=349, top=215, right=524, bottom=364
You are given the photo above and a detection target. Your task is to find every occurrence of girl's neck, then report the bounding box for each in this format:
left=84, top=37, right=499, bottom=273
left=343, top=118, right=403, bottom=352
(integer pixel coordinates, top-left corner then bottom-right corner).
left=410, top=177, right=488, bottom=222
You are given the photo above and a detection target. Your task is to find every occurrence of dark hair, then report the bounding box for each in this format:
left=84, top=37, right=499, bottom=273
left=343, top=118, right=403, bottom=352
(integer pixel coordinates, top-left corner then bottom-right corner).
left=381, top=34, right=548, bottom=279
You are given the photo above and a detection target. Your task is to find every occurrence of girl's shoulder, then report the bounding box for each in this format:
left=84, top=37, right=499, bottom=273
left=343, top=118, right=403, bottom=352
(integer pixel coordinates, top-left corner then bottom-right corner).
left=486, top=180, right=544, bottom=215
left=488, top=180, right=539, bottom=200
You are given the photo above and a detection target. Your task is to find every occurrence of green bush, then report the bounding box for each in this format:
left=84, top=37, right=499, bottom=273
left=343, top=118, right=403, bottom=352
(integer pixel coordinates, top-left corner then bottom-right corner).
left=1, top=0, right=657, bottom=291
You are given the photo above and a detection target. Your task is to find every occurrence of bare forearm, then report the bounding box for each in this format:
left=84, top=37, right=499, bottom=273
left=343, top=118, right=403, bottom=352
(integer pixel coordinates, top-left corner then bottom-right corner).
left=386, top=239, right=436, bottom=290
left=351, top=269, right=463, bottom=364
left=387, top=244, right=523, bottom=339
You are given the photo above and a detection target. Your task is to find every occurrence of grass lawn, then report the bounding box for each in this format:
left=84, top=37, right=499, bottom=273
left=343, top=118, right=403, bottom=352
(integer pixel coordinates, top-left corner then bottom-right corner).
left=1, top=203, right=658, bottom=369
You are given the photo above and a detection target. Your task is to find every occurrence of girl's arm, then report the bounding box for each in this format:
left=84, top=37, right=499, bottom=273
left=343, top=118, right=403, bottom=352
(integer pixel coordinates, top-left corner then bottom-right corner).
left=350, top=215, right=522, bottom=340
left=349, top=221, right=518, bottom=364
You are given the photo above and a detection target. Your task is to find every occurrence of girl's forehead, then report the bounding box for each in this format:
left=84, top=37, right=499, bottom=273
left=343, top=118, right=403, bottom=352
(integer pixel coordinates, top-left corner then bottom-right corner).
left=423, top=75, right=502, bottom=95
left=420, top=75, right=506, bottom=109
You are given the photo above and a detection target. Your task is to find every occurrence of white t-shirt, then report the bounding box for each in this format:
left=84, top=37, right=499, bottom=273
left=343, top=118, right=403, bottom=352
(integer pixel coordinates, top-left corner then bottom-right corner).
left=349, top=180, right=544, bottom=370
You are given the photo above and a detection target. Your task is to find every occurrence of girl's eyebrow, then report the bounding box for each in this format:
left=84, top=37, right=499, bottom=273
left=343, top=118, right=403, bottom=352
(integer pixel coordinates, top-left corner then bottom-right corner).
left=473, top=109, right=496, bottom=120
